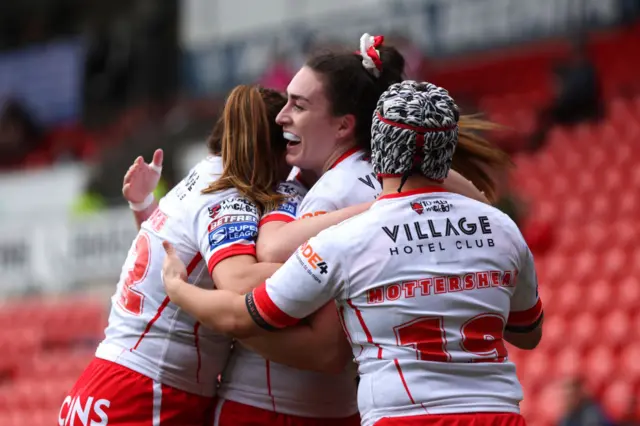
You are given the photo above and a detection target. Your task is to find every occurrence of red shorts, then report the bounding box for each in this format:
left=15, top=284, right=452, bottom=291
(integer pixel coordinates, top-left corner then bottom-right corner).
left=375, top=412, right=526, bottom=426
left=213, top=398, right=361, bottom=426
left=59, top=358, right=215, bottom=426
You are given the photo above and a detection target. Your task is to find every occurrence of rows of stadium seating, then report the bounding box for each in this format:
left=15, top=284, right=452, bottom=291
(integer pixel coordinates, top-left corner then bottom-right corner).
left=0, top=299, right=106, bottom=426
left=508, top=94, right=640, bottom=426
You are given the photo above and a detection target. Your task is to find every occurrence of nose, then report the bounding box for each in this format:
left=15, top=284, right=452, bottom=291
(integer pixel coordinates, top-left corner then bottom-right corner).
left=276, top=105, right=291, bottom=126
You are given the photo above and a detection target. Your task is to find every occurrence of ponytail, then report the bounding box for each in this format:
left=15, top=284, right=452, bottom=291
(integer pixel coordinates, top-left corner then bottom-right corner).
left=451, top=115, right=512, bottom=203
left=202, top=85, right=286, bottom=213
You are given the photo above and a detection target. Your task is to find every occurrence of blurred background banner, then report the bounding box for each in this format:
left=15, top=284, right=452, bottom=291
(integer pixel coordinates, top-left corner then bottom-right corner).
left=0, top=38, right=85, bottom=126
left=182, top=0, right=624, bottom=95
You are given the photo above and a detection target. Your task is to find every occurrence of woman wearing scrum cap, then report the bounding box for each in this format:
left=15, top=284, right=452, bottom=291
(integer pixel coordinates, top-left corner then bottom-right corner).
left=162, top=79, right=542, bottom=426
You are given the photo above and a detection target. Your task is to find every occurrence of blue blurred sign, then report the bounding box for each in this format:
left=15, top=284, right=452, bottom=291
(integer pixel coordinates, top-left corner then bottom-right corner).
left=0, top=38, right=85, bottom=126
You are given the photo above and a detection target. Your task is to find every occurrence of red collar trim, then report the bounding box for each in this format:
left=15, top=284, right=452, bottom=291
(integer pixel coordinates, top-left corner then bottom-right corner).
left=329, top=148, right=361, bottom=170
left=377, top=186, right=447, bottom=201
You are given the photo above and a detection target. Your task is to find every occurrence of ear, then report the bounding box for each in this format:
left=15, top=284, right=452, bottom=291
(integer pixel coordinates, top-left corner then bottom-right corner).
left=335, top=114, right=356, bottom=141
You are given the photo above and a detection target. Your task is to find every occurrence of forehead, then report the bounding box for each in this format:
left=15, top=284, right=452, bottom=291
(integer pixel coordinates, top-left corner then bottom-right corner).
left=287, top=66, right=326, bottom=102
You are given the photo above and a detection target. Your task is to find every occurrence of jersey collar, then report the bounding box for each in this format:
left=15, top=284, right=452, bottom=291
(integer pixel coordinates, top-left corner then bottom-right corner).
left=328, top=147, right=362, bottom=170
left=376, top=186, right=447, bottom=202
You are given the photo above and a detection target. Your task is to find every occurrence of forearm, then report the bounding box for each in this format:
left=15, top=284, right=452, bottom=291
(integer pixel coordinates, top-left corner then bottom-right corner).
left=216, top=262, right=282, bottom=294
left=257, top=203, right=371, bottom=262
left=132, top=200, right=159, bottom=230
left=240, top=304, right=352, bottom=373
left=170, top=283, right=257, bottom=338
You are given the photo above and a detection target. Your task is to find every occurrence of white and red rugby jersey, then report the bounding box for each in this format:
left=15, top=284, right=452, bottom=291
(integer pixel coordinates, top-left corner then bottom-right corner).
left=259, top=180, right=308, bottom=227
left=97, top=156, right=261, bottom=397
left=218, top=148, right=378, bottom=417
left=249, top=187, right=543, bottom=426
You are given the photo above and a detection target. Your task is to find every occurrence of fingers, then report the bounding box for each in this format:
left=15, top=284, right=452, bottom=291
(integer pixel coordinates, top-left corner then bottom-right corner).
left=162, top=240, right=175, bottom=256
left=152, top=149, right=164, bottom=168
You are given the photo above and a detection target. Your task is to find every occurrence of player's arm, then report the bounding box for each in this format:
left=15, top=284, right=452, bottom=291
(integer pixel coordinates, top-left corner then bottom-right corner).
left=443, top=170, right=490, bottom=204
left=122, top=149, right=163, bottom=229
left=196, top=197, right=282, bottom=295
left=240, top=302, right=352, bottom=374
left=504, top=247, right=544, bottom=350
left=163, top=234, right=346, bottom=342
left=257, top=196, right=371, bottom=263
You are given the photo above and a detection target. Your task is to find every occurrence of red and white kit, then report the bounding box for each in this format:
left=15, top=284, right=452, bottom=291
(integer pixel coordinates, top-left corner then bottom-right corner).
left=249, top=187, right=543, bottom=426
left=217, top=149, right=377, bottom=422
left=63, top=156, right=263, bottom=425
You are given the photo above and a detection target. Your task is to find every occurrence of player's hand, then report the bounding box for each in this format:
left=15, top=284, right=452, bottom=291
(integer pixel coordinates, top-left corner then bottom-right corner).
left=162, top=241, right=188, bottom=300
left=123, top=149, right=164, bottom=204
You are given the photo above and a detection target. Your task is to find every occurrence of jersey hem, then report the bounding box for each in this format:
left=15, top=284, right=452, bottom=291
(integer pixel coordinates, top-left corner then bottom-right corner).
left=362, top=404, right=521, bottom=426
left=96, top=342, right=216, bottom=397
left=217, top=388, right=359, bottom=418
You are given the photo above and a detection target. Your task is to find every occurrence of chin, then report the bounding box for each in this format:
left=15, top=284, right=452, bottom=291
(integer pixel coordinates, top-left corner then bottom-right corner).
left=285, top=152, right=301, bottom=167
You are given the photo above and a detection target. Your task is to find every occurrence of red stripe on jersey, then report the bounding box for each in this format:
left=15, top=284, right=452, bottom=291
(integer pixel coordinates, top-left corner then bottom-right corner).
left=259, top=213, right=295, bottom=228
left=347, top=299, right=383, bottom=359
left=394, top=358, right=416, bottom=404
left=507, top=299, right=543, bottom=327
left=132, top=296, right=170, bottom=350
left=207, top=244, right=256, bottom=274
left=252, top=284, right=300, bottom=328
left=377, top=186, right=447, bottom=201
left=265, top=360, right=277, bottom=411
left=339, top=305, right=364, bottom=361
left=132, top=253, right=203, bottom=351
left=329, top=147, right=361, bottom=169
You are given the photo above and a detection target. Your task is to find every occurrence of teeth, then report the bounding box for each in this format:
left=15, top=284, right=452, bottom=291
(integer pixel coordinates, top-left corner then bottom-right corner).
left=283, top=132, right=301, bottom=142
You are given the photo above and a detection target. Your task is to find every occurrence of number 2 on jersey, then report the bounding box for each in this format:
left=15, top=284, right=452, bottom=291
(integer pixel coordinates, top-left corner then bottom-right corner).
left=117, top=232, right=151, bottom=315
left=394, top=314, right=507, bottom=363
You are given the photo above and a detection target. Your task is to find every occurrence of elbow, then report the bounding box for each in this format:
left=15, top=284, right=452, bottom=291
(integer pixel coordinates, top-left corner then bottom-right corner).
left=513, top=337, right=541, bottom=351
left=256, top=240, right=286, bottom=263
left=505, top=327, right=543, bottom=351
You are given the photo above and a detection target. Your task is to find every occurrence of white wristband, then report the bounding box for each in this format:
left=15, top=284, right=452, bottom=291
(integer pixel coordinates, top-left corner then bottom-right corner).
left=129, top=193, right=155, bottom=211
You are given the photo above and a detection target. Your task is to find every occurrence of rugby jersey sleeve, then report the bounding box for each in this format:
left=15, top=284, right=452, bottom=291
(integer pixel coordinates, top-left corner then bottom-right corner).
left=259, top=181, right=308, bottom=227
left=246, top=230, right=348, bottom=330
left=195, top=195, right=260, bottom=274
left=506, top=246, right=543, bottom=333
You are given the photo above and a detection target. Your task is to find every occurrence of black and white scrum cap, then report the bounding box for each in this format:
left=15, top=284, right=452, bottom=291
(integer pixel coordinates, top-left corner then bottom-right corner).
left=371, top=80, right=460, bottom=182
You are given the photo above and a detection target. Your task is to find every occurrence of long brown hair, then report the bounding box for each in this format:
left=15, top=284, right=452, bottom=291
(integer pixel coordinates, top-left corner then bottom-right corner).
left=202, top=85, right=287, bottom=213
left=452, top=115, right=512, bottom=203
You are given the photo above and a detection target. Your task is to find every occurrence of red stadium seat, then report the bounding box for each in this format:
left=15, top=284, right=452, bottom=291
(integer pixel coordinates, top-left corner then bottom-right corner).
left=585, top=279, right=614, bottom=317
left=585, top=346, right=616, bottom=388
left=617, top=276, right=640, bottom=315
left=601, top=310, right=630, bottom=348
left=535, top=382, right=565, bottom=425
left=539, top=315, right=565, bottom=352
left=554, top=282, right=582, bottom=318
left=620, top=343, right=640, bottom=382
left=19, top=349, right=94, bottom=380
left=569, top=312, right=598, bottom=350
left=554, top=347, right=583, bottom=378
left=601, top=378, right=636, bottom=421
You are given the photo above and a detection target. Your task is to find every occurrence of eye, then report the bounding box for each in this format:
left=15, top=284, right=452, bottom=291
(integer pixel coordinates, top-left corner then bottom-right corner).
left=292, top=103, right=304, bottom=112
